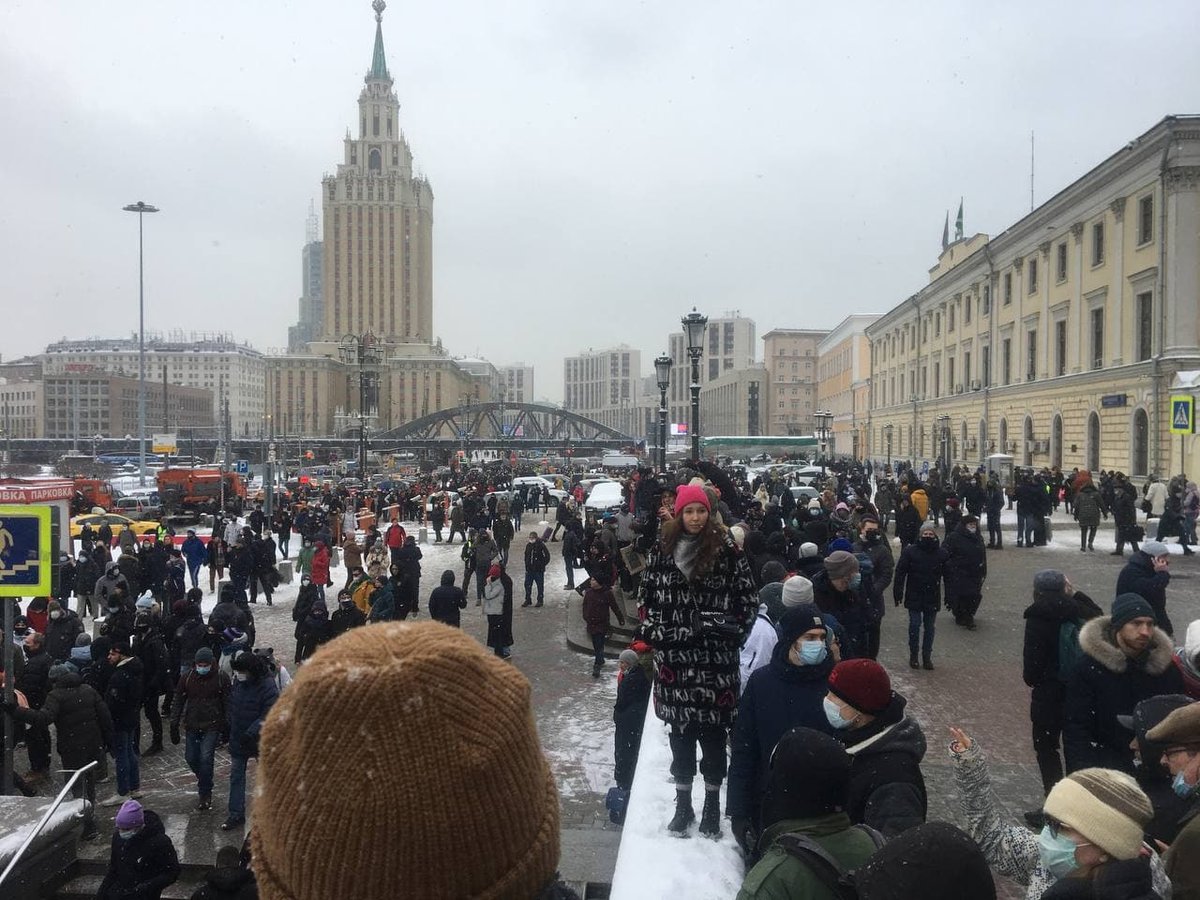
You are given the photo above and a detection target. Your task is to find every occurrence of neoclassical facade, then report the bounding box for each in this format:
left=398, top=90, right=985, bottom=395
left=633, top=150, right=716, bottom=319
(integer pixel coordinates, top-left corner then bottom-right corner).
left=866, top=116, right=1200, bottom=478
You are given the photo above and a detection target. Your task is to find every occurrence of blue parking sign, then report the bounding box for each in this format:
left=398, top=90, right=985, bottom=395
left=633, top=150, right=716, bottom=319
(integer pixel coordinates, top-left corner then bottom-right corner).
left=0, top=505, right=52, bottom=596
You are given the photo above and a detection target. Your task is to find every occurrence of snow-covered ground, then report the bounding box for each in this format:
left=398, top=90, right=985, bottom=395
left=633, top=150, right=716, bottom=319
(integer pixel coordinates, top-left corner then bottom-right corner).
left=610, top=703, right=746, bottom=899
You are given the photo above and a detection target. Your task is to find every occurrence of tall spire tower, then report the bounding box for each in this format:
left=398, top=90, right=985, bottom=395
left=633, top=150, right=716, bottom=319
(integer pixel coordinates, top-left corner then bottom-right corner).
left=320, top=0, right=434, bottom=343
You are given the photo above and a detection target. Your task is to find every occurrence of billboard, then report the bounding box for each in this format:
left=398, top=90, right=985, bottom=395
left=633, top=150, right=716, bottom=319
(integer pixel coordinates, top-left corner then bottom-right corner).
left=670, top=423, right=689, bottom=436
left=152, top=432, right=178, bottom=454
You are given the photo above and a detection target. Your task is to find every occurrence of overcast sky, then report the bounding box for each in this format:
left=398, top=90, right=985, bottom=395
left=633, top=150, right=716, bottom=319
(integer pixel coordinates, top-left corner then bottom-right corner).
left=2, top=1, right=1198, bottom=402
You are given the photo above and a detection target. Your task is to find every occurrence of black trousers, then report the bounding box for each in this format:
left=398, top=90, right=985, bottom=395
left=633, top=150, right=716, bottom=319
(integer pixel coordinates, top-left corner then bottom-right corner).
left=591, top=632, right=605, bottom=666
left=668, top=726, right=728, bottom=786
left=1079, top=524, right=1097, bottom=549
left=1031, top=687, right=1066, bottom=795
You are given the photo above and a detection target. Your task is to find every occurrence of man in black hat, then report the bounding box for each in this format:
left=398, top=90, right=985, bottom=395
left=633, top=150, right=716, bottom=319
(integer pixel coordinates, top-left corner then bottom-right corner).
left=736, top=727, right=881, bottom=898
left=1146, top=701, right=1200, bottom=897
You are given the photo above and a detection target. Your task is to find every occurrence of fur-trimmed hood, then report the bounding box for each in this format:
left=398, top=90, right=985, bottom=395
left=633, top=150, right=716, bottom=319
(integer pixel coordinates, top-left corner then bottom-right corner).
left=1079, top=615, right=1175, bottom=675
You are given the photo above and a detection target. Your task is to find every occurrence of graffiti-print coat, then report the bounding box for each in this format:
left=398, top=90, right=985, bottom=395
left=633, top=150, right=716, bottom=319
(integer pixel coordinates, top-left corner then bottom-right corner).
left=637, top=533, right=756, bottom=730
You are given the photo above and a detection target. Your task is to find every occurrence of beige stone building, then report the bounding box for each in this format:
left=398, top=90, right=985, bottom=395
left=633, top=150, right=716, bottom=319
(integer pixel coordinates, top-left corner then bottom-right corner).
left=320, top=2, right=433, bottom=344
left=44, top=373, right=212, bottom=440
left=866, top=116, right=1200, bottom=478
left=762, top=329, right=829, bottom=435
left=699, top=365, right=768, bottom=437
left=816, top=316, right=879, bottom=459
left=0, top=381, right=44, bottom=438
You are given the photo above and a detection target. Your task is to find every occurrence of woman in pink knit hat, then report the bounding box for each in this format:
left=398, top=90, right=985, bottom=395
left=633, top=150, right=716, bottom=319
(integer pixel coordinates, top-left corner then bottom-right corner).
left=635, top=481, right=757, bottom=839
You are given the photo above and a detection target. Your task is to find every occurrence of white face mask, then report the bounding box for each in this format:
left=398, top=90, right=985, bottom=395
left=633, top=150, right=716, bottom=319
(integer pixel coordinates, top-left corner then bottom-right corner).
left=235, top=672, right=249, bottom=682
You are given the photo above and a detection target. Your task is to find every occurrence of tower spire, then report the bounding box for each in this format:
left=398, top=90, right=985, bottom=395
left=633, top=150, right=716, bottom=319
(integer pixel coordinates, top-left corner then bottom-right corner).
left=367, top=0, right=391, bottom=83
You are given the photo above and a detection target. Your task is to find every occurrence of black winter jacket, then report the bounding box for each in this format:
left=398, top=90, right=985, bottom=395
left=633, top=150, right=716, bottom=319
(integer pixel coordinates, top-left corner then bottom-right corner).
left=97, top=809, right=180, bottom=900
left=330, top=603, right=367, bottom=636
left=189, top=865, right=258, bottom=900
left=17, top=646, right=54, bottom=709
left=227, top=676, right=278, bottom=759
left=13, top=671, right=113, bottom=768
left=1063, top=615, right=1184, bottom=774
left=941, top=524, right=987, bottom=599
left=1115, top=551, right=1173, bottom=636
left=893, top=540, right=948, bottom=612
left=727, top=614, right=834, bottom=821
left=45, top=610, right=85, bottom=661
left=105, top=656, right=146, bottom=730
left=838, top=693, right=927, bottom=837
left=428, top=571, right=468, bottom=627
left=1022, top=589, right=1102, bottom=693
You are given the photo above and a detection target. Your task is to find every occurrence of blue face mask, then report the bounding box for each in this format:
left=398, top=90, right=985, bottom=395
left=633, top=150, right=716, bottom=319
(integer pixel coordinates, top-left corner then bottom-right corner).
left=849, top=573, right=862, bottom=590
left=1173, top=771, right=1197, bottom=798
left=1037, top=825, right=1080, bottom=878
left=194, top=665, right=211, bottom=676
left=823, top=697, right=852, bottom=730
left=118, top=828, right=140, bottom=840
left=798, top=640, right=827, bottom=665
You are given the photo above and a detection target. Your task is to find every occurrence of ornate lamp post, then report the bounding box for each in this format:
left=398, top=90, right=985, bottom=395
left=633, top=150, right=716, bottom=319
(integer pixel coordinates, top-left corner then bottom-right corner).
left=681, top=310, right=708, bottom=462
left=884, top=423, right=894, bottom=472
left=122, top=200, right=159, bottom=486
left=815, top=410, right=834, bottom=475
left=654, top=354, right=672, bottom=472
left=937, top=414, right=951, bottom=473
left=338, top=333, right=384, bottom=477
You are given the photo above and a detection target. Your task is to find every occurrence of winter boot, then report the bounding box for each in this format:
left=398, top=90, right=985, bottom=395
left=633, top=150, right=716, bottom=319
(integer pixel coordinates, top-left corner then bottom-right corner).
left=923, top=657, right=935, bottom=671
left=667, top=787, right=695, bottom=836
left=698, top=788, right=722, bottom=838
left=909, top=653, right=920, bottom=670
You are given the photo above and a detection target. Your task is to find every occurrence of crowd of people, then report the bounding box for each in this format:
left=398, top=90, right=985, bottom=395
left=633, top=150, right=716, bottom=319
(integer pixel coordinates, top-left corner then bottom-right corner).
left=3, top=456, right=1200, bottom=898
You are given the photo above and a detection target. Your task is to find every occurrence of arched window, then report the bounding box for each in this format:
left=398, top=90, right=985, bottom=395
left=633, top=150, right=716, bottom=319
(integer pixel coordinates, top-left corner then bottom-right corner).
left=1087, top=412, right=1101, bottom=472
left=1132, top=408, right=1149, bottom=476
left=1052, top=414, right=1063, bottom=469
left=960, top=421, right=968, bottom=466
left=1023, top=416, right=1034, bottom=467
left=368, top=148, right=382, bottom=173
left=998, top=418, right=1008, bottom=456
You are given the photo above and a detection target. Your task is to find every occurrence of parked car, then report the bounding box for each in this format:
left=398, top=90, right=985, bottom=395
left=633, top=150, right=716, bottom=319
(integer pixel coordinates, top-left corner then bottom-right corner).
left=584, top=481, right=625, bottom=514
left=788, top=485, right=821, bottom=503
left=510, top=476, right=567, bottom=506
left=425, top=491, right=461, bottom=515
left=113, top=495, right=164, bottom=521
left=70, top=513, right=159, bottom=541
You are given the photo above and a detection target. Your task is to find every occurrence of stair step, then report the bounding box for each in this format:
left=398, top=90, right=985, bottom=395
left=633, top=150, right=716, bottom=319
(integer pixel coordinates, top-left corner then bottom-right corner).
left=55, top=872, right=206, bottom=899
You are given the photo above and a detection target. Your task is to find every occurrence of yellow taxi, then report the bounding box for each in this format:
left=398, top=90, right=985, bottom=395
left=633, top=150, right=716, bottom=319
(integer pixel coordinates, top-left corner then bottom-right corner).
left=70, top=513, right=159, bottom=541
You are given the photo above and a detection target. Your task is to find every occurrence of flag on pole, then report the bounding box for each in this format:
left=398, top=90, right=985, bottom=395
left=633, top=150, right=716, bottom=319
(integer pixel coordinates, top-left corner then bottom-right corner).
left=941, top=211, right=949, bottom=251
left=955, top=198, right=964, bottom=241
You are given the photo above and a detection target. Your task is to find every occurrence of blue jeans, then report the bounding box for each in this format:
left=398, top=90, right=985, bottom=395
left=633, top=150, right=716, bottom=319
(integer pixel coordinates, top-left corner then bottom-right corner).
left=229, top=754, right=248, bottom=819
left=524, top=570, right=544, bottom=601
left=908, top=608, right=937, bottom=660
left=185, top=729, right=219, bottom=798
left=113, top=729, right=139, bottom=796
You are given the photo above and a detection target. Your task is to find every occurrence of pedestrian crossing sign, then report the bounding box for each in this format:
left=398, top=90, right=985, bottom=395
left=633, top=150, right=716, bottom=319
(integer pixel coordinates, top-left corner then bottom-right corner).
left=1171, top=395, right=1195, bottom=435
left=0, top=505, right=52, bottom=596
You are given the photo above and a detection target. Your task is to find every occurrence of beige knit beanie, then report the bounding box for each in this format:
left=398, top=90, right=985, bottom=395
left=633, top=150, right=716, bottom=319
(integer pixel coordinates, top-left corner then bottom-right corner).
left=1042, top=768, right=1153, bottom=860
left=251, top=621, right=561, bottom=899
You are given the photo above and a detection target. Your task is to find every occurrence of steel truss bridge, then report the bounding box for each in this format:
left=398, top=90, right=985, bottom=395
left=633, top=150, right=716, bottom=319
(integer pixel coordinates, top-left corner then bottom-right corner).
left=3, top=402, right=640, bottom=464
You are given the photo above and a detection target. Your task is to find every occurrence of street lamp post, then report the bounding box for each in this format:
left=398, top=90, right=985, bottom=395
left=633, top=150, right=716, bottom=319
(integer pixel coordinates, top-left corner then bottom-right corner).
left=654, top=354, right=672, bottom=473
left=681, top=309, right=708, bottom=462
left=937, top=414, right=951, bottom=473
left=884, top=423, right=894, bottom=473
left=338, top=333, right=384, bottom=478
left=815, top=410, right=834, bottom=475
left=122, top=201, right=159, bottom=486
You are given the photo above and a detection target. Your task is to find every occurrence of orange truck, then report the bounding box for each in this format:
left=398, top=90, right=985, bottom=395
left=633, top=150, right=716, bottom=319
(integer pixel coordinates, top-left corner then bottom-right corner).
left=71, top=478, right=117, bottom=514
left=157, top=468, right=247, bottom=520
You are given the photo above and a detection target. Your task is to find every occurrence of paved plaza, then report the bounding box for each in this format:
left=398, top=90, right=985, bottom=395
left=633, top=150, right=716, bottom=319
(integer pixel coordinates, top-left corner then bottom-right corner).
left=14, top=508, right=1200, bottom=893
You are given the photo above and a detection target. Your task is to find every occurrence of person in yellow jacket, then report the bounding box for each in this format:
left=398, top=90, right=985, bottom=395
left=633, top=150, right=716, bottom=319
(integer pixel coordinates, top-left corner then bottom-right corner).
left=910, top=488, right=929, bottom=521
left=349, top=570, right=375, bottom=615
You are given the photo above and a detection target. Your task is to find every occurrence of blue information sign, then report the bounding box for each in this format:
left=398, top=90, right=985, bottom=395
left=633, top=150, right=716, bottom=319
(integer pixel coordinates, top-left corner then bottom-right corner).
left=0, top=505, right=53, bottom=596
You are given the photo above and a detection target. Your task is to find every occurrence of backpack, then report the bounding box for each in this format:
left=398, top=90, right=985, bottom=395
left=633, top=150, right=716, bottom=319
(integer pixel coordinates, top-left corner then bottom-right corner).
left=1057, top=619, right=1085, bottom=682
left=776, top=824, right=886, bottom=900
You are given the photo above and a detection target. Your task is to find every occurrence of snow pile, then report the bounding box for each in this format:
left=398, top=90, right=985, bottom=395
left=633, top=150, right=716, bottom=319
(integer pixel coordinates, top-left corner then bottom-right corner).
left=0, top=798, right=87, bottom=869
left=609, top=703, right=746, bottom=899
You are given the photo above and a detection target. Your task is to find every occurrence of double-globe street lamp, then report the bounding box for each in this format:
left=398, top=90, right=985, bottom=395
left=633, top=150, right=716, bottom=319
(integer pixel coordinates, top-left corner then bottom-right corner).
left=338, top=333, right=385, bottom=477
left=654, top=354, right=672, bottom=472
left=122, top=201, right=159, bottom=487
left=814, top=409, right=834, bottom=475
left=681, top=309, right=708, bottom=462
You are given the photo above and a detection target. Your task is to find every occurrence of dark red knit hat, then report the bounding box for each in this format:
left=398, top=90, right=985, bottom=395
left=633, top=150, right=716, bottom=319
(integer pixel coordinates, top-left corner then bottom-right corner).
left=828, top=659, right=892, bottom=715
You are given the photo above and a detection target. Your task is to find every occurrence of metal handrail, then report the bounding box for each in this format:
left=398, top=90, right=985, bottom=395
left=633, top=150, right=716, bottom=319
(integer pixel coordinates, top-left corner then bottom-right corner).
left=0, top=760, right=99, bottom=889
